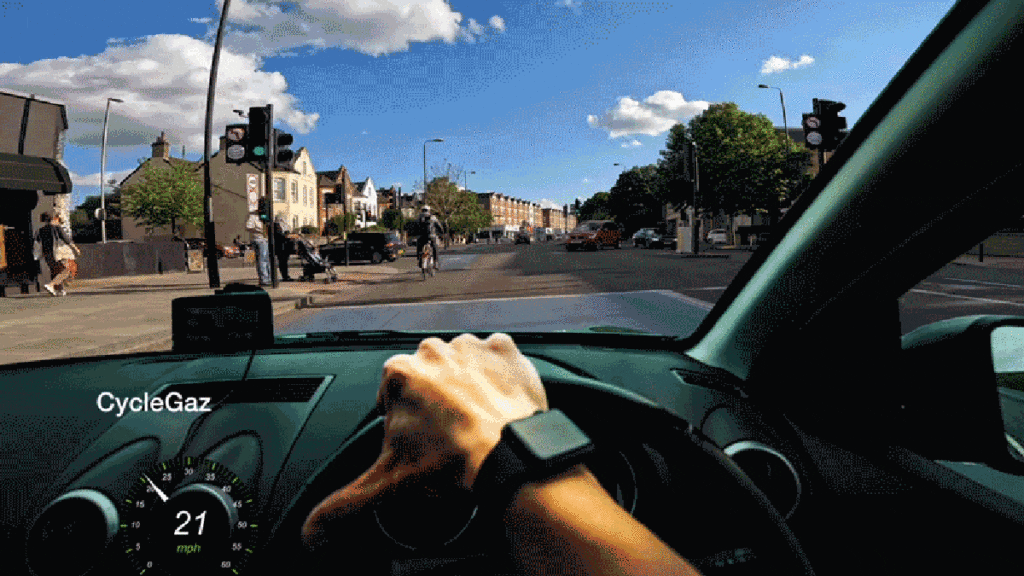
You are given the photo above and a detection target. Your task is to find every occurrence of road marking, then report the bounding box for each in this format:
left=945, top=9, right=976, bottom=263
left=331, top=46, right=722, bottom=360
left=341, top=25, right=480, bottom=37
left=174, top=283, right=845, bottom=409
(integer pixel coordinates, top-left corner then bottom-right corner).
left=680, top=286, right=729, bottom=291
left=649, top=289, right=715, bottom=310
left=319, top=289, right=708, bottom=310
left=941, top=277, right=1023, bottom=289
left=909, top=288, right=1024, bottom=307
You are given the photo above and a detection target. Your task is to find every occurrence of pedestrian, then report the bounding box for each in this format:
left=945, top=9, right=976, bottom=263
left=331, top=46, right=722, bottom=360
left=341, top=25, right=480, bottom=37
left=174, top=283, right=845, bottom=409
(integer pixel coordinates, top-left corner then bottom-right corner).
left=34, top=212, right=81, bottom=297
left=274, top=217, right=294, bottom=281
left=248, top=218, right=271, bottom=287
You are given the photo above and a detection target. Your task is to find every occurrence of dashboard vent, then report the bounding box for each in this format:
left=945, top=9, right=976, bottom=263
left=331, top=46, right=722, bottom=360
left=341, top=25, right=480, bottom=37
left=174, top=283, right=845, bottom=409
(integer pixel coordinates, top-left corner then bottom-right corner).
left=158, top=377, right=325, bottom=405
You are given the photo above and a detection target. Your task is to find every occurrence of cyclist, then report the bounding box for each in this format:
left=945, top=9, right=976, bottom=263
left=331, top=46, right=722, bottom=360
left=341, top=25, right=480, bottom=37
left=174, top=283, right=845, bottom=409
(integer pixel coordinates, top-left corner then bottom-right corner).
left=415, top=205, right=442, bottom=271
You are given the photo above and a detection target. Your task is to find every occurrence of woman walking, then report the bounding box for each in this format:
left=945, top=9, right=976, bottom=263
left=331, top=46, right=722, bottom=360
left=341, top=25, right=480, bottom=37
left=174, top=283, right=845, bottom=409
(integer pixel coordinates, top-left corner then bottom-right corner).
left=35, top=212, right=81, bottom=296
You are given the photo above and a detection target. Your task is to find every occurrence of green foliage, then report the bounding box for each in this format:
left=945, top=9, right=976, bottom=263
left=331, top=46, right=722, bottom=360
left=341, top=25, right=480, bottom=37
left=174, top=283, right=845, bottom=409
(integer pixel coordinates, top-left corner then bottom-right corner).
left=121, top=162, right=203, bottom=237
left=298, top=225, right=318, bottom=235
left=379, top=208, right=407, bottom=231
left=324, top=213, right=356, bottom=237
left=577, top=192, right=613, bottom=222
left=657, top=102, right=812, bottom=223
left=608, top=165, right=662, bottom=234
left=447, top=195, right=492, bottom=235
left=70, top=191, right=123, bottom=242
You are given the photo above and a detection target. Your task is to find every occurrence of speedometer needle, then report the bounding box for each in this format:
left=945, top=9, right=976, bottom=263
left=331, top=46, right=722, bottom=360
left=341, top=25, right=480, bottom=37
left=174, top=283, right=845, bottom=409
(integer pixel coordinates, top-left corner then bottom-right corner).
left=143, top=474, right=170, bottom=502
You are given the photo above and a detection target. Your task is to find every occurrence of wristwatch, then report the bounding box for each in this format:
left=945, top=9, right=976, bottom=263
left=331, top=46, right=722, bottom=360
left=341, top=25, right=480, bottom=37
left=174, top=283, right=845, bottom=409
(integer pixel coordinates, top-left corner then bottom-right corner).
left=473, top=409, right=595, bottom=508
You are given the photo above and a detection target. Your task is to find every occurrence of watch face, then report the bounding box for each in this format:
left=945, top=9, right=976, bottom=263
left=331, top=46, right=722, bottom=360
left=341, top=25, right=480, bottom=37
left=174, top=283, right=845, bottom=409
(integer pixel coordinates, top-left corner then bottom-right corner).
left=510, top=409, right=592, bottom=461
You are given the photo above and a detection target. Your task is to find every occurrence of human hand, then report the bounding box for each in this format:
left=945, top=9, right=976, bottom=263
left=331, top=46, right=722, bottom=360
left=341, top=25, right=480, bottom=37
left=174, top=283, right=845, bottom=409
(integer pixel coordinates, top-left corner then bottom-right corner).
left=301, top=333, right=547, bottom=543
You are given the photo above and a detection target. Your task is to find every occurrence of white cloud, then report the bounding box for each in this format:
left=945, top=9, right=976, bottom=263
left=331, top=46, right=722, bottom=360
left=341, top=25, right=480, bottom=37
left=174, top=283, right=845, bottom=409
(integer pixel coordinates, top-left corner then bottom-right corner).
left=587, top=90, right=709, bottom=138
left=621, top=139, right=641, bottom=148
left=70, top=168, right=137, bottom=187
left=761, top=54, right=814, bottom=74
left=582, top=177, right=589, bottom=183
left=204, top=0, right=504, bottom=58
left=556, top=0, right=579, bottom=7
left=0, top=34, right=320, bottom=154
left=190, top=17, right=213, bottom=25
left=538, top=199, right=565, bottom=209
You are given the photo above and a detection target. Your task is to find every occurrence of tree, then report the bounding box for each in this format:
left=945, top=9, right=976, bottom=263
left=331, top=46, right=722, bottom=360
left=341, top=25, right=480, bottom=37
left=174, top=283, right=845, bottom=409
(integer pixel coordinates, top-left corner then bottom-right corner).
left=657, top=103, right=811, bottom=235
left=422, top=161, right=474, bottom=247
left=379, top=208, right=407, bottom=232
left=71, top=190, right=123, bottom=242
left=608, top=164, right=661, bottom=234
left=577, top=192, right=613, bottom=222
left=443, top=192, right=491, bottom=238
left=121, top=162, right=203, bottom=238
left=324, top=213, right=357, bottom=239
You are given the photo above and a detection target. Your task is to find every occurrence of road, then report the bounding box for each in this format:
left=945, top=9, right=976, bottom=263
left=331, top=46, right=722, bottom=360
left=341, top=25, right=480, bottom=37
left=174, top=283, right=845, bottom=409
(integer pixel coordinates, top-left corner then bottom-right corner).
left=899, top=261, right=1024, bottom=334
left=2, top=241, right=1022, bottom=364
left=276, top=242, right=751, bottom=337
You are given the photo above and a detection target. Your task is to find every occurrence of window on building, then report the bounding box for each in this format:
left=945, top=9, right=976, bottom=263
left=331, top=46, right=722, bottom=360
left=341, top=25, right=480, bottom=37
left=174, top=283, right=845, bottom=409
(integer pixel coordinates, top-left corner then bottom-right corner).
left=291, top=182, right=298, bottom=203
left=293, top=215, right=299, bottom=230
left=273, top=178, right=285, bottom=201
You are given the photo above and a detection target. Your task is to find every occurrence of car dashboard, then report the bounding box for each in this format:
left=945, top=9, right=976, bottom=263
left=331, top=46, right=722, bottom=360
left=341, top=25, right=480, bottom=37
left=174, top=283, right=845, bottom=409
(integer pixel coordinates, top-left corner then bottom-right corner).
left=0, top=339, right=983, bottom=576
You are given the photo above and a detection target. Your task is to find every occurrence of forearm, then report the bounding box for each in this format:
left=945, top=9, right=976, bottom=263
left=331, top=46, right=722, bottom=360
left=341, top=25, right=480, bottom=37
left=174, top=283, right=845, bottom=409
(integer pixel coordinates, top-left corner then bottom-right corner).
left=504, top=464, right=702, bottom=576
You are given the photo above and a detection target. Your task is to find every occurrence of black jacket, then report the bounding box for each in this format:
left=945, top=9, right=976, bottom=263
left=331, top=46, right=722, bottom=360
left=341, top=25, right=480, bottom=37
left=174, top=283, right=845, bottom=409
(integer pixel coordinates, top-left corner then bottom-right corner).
left=34, top=224, right=72, bottom=258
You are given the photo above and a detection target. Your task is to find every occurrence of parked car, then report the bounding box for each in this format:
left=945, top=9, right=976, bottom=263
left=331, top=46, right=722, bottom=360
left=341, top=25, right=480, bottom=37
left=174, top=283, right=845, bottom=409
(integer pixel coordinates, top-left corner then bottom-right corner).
left=515, top=232, right=532, bottom=245
left=320, top=232, right=405, bottom=264
left=632, top=228, right=665, bottom=249
left=566, top=220, right=622, bottom=251
left=706, top=229, right=728, bottom=244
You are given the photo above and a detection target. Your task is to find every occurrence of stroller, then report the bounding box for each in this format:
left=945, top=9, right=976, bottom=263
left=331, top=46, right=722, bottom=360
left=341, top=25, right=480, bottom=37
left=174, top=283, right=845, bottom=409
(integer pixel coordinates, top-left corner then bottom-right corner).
left=294, top=239, right=338, bottom=283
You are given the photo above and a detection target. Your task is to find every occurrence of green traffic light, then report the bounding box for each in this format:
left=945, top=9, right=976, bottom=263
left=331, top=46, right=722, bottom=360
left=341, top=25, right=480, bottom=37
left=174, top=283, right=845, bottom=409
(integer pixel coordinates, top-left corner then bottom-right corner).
left=252, top=146, right=266, bottom=156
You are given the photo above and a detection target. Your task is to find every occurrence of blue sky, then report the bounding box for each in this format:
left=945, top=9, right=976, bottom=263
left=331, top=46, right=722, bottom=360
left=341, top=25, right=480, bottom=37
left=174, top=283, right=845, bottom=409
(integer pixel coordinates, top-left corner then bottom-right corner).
left=1, top=0, right=957, bottom=212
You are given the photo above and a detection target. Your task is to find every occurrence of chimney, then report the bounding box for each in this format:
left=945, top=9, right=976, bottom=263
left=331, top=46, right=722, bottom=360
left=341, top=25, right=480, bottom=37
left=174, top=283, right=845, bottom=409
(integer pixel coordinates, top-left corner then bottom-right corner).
left=151, top=132, right=170, bottom=159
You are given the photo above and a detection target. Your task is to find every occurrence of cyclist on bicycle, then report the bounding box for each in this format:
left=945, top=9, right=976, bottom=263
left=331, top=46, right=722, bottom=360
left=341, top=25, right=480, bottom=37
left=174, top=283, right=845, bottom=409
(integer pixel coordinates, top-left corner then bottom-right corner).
left=415, top=205, right=442, bottom=271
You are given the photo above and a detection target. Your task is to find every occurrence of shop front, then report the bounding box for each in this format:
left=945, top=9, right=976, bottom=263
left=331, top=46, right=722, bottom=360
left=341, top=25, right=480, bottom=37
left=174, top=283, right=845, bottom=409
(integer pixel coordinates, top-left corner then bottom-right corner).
left=0, top=153, right=74, bottom=295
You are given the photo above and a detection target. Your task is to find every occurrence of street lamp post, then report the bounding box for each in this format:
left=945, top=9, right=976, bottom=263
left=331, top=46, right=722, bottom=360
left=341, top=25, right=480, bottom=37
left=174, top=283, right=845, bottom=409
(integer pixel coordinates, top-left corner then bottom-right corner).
left=100, top=97, right=124, bottom=244
left=759, top=84, right=788, bottom=230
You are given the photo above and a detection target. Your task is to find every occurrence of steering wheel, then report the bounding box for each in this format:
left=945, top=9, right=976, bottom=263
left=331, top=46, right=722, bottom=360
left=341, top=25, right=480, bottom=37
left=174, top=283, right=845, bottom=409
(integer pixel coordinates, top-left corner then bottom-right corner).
left=267, top=376, right=815, bottom=576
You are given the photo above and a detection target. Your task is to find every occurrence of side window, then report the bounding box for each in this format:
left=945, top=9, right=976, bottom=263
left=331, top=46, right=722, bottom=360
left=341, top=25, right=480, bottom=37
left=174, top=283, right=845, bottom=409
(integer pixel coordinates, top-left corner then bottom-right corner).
left=291, top=182, right=298, bottom=203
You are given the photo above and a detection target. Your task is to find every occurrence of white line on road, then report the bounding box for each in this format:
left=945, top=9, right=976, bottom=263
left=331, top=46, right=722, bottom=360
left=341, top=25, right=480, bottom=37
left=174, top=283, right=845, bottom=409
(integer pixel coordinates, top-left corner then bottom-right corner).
left=679, top=286, right=729, bottom=291
left=318, top=289, right=711, bottom=310
left=940, top=277, right=1023, bottom=289
left=909, top=288, right=1024, bottom=307
left=650, top=289, right=715, bottom=310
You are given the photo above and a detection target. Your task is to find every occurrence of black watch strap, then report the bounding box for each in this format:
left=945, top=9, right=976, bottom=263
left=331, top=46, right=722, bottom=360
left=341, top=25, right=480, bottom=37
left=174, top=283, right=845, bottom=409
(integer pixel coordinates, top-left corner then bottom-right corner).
left=474, top=409, right=594, bottom=508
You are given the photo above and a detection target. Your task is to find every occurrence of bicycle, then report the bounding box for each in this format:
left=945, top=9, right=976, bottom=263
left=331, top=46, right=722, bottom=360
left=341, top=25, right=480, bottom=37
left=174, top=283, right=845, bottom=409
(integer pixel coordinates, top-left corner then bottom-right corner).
left=418, top=244, right=437, bottom=280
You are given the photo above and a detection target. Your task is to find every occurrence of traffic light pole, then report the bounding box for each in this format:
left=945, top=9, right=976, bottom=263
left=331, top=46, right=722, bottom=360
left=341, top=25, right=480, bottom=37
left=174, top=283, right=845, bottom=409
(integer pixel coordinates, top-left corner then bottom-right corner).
left=263, top=104, right=279, bottom=289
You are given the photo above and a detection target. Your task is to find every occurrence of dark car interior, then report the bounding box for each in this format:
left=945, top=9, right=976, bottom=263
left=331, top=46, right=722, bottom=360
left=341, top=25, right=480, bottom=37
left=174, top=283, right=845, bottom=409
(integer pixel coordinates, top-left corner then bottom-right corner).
left=5, top=2, right=1024, bottom=576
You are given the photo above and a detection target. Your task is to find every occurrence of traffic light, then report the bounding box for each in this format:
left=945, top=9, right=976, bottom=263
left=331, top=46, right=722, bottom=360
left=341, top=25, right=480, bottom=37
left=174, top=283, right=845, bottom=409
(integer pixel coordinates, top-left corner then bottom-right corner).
left=257, top=195, right=270, bottom=223
left=816, top=99, right=847, bottom=150
left=802, top=112, right=823, bottom=149
left=247, top=106, right=270, bottom=163
left=272, top=128, right=294, bottom=170
left=224, top=124, right=248, bottom=164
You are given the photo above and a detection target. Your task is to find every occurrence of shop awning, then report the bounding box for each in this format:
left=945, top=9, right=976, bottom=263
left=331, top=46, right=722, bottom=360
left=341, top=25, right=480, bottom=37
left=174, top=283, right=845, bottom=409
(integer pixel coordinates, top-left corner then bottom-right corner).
left=0, top=152, right=73, bottom=195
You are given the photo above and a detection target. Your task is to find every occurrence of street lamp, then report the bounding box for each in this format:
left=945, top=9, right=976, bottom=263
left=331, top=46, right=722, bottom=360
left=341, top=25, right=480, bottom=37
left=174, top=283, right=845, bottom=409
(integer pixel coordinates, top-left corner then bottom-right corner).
left=758, top=85, right=788, bottom=137
left=100, top=97, right=124, bottom=244
left=423, top=138, right=444, bottom=207
left=759, top=84, right=789, bottom=229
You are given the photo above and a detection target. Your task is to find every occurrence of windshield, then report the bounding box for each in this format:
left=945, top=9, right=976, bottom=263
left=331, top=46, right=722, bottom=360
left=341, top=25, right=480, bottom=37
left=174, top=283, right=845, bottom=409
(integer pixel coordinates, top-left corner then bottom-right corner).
left=0, top=0, right=959, bottom=366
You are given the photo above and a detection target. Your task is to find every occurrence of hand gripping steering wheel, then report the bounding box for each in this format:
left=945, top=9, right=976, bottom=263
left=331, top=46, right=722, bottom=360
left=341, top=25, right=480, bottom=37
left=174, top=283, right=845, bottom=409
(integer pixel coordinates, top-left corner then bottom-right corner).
left=269, top=375, right=815, bottom=576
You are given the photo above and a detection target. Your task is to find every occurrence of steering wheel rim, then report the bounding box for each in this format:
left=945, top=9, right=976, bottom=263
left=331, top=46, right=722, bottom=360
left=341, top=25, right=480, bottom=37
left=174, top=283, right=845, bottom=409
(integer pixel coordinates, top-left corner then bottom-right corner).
left=268, top=375, right=815, bottom=576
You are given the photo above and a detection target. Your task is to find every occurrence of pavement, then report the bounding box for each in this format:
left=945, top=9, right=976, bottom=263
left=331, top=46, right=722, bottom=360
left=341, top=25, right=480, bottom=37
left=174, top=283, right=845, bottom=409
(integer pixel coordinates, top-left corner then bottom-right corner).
left=0, top=244, right=1018, bottom=366
left=0, top=245, right=472, bottom=365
